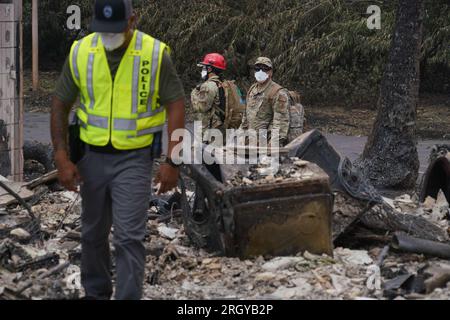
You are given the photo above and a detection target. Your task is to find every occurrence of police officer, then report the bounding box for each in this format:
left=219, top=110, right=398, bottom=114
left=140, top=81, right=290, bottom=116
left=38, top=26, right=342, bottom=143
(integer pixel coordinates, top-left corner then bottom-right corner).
left=50, top=0, right=185, bottom=300
left=191, top=53, right=227, bottom=132
left=240, top=57, right=290, bottom=146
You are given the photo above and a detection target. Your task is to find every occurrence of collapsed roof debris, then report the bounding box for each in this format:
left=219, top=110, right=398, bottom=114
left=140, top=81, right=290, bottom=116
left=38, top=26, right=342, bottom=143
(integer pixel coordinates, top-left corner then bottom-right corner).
left=0, top=181, right=449, bottom=299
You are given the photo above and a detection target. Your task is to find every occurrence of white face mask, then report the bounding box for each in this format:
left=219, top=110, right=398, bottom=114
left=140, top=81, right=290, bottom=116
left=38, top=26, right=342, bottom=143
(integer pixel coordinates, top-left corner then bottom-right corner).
left=100, top=33, right=126, bottom=51
left=255, top=70, right=269, bottom=83
left=201, top=69, right=208, bottom=80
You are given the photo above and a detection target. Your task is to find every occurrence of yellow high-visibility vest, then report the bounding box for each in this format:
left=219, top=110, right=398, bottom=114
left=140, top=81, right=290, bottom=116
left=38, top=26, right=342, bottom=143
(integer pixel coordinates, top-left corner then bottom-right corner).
left=69, top=30, right=168, bottom=150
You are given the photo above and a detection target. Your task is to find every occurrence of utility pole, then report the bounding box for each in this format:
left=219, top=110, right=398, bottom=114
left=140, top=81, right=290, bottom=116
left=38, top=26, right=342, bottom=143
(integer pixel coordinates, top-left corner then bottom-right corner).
left=32, top=0, right=39, bottom=91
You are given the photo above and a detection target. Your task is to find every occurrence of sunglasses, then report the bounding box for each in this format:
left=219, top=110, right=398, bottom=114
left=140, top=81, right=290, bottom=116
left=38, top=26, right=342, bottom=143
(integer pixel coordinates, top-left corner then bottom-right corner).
left=254, top=66, right=271, bottom=72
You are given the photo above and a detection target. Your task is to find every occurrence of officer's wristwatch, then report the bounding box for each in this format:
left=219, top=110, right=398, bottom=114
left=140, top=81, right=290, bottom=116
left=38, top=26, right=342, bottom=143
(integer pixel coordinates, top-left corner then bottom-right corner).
left=163, top=156, right=181, bottom=168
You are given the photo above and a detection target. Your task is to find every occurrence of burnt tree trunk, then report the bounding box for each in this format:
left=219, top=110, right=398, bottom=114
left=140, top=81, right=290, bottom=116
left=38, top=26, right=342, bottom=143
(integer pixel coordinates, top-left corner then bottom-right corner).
left=358, top=0, right=424, bottom=189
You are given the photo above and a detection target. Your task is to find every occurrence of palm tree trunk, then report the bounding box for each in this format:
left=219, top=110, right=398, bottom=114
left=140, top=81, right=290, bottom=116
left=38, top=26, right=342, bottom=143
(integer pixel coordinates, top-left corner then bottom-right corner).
left=358, top=0, right=425, bottom=189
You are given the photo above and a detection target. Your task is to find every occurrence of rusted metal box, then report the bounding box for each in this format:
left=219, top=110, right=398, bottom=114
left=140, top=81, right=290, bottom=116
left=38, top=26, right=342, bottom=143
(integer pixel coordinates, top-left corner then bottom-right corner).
left=181, top=161, right=334, bottom=258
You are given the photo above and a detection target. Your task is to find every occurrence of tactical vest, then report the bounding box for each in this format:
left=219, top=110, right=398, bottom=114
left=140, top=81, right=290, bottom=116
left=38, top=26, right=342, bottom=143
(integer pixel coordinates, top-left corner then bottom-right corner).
left=248, top=81, right=305, bottom=142
left=69, top=31, right=168, bottom=150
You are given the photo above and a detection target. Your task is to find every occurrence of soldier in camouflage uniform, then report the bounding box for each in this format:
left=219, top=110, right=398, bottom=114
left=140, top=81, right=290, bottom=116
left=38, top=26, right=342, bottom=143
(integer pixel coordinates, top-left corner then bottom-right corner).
left=240, top=57, right=290, bottom=146
left=191, top=53, right=227, bottom=133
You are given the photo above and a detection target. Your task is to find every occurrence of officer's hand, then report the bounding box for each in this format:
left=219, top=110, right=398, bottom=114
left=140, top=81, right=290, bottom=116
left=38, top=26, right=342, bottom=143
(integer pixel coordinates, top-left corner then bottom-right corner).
left=155, top=163, right=179, bottom=195
left=55, top=152, right=82, bottom=192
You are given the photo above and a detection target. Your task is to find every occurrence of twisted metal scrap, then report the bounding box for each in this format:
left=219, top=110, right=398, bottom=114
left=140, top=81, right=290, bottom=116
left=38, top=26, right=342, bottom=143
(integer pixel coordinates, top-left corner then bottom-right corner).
left=0, top=180, right=36, bottom=220
left=0, top=181, right=42, bottom=240
left=338, top=157, right=383, bottom=204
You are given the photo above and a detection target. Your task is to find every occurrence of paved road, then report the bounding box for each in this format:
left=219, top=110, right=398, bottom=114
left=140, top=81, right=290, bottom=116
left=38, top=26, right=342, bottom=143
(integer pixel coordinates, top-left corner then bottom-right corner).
left=324, top=135, right=447, bottom=175
left=25, top=113, right=51, bottom=145
left=25, top=112, right=448, bottom=175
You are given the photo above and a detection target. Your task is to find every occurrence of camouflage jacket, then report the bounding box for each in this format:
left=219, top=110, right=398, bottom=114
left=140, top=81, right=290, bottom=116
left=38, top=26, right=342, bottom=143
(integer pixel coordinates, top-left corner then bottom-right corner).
left=190, top=76, right=224, bottom=131
left=240, top=79, right=290, bottom=142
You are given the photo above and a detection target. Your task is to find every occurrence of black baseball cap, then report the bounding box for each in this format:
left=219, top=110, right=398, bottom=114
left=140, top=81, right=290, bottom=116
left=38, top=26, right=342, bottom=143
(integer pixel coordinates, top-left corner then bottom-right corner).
left=90, top=0, right=133, bottom=33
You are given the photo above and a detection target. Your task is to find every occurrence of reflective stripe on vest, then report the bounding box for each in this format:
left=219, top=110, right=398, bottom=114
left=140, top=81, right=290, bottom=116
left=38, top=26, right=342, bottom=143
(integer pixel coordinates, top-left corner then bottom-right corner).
left=69, top=31, right=168, bottom=150
left=132, top=125, right=165, bottom=138
left=87, top=34, right=99, bottom=110
left=72, top=39, right=83, bottom=84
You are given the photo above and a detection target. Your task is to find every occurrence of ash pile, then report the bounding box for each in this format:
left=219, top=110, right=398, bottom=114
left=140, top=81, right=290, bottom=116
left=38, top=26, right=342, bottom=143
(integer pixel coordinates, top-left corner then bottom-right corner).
left=0, top=180, right=83, bottom=300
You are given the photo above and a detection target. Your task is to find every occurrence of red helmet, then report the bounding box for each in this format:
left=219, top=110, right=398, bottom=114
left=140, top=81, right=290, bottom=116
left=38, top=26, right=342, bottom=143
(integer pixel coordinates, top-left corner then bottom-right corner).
left=199, top=53, right=227, bottom=71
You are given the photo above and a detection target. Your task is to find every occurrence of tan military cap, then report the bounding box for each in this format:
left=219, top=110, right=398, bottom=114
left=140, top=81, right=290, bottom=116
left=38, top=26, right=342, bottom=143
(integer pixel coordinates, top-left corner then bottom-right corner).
left=254, top=57, right=273, bottom=68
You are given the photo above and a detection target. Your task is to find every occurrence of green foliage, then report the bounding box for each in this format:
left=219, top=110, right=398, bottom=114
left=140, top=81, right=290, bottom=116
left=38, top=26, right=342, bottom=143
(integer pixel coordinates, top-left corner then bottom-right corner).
left=22, top=0, right=92, bottom=70
left=420, top=1, right=450, bottom=93
left=24, top=0, right=450, bottom=105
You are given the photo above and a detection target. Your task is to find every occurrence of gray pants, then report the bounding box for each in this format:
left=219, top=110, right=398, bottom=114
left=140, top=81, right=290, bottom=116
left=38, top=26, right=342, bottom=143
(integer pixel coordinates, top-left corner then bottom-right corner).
left=78, top=147, right=152, bottom=300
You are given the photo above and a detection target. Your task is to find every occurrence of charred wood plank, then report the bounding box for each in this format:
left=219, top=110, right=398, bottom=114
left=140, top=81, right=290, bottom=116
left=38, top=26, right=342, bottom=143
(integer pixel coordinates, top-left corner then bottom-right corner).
left=0, top=179, right=36, bottom=220
left=332, top=192, right=374, bottom=241
left=359, top=204, right=448, bottom=243
left=25, top=170, right=58, bottom=189
left=11, top=253, right=59, bottom=272
left=15, top=262, right=70, bottom=295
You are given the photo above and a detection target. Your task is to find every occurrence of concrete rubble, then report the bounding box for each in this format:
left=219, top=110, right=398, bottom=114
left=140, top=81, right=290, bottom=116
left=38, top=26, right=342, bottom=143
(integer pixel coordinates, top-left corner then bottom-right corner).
left=0, top=173, right=450, bottom=300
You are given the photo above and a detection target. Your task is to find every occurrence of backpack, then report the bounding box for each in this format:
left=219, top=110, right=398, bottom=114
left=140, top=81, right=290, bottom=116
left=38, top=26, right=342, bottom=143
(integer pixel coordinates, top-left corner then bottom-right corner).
left=267, top=84, right=305, bottom=142
left=213, top=80, right=246, bottom=129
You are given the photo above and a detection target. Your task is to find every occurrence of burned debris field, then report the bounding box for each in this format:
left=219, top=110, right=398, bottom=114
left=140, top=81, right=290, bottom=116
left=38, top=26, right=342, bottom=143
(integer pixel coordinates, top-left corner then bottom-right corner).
left=1, top=140, right=450, bottom=300
left=1, top=0, right=450, bottom=301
